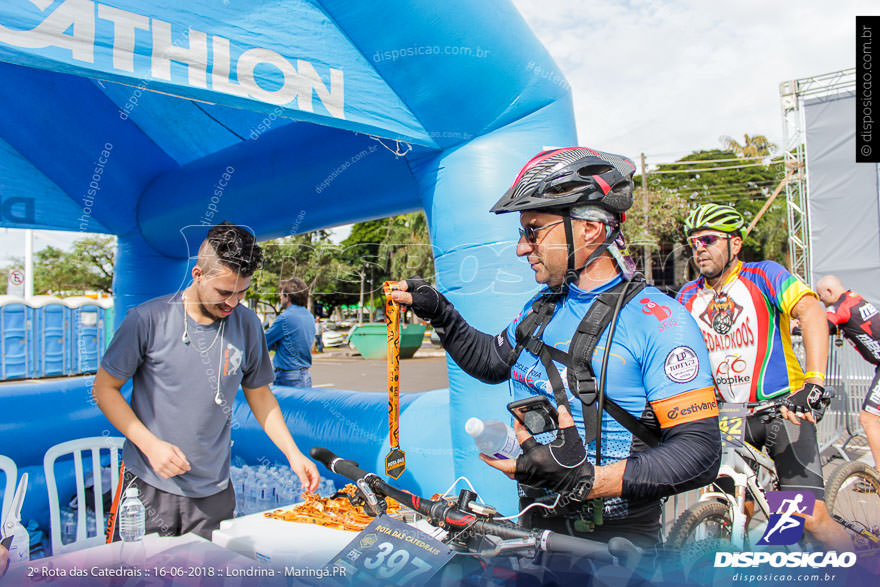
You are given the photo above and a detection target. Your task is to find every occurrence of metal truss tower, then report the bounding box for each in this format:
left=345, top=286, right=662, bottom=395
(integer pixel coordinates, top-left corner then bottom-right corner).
left=779, top=68, right=855, bottom=283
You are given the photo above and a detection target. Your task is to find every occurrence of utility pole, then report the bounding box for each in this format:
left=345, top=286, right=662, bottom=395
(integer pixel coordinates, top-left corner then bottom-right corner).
left=640, top=153, right=653, bottom=283
left=358, top=267, right=365, bottom=324
left=24, top=228, right=33, bottom=299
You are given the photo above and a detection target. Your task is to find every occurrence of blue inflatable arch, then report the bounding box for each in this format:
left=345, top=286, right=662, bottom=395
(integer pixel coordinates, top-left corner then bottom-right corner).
left=0, top=0, right=576, bottom=511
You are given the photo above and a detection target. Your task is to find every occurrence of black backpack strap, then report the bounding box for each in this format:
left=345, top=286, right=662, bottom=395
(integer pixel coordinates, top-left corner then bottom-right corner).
left=604, top=396, right=660, bottom=448
left=506, top=292, right=560, bottom=366
left=566, top=278, right=661, bottom=448
left=506, top=281, right=661, bottom=448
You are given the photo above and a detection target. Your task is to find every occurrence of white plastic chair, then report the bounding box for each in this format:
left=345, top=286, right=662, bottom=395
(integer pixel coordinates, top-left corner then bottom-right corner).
left=0, top=454, right=17, bottom=523
left=44, top=436, right=125, bottom=555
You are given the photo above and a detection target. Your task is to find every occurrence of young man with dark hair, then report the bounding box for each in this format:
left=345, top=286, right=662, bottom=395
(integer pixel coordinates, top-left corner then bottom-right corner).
left=93, top=222, right=319, bottom=539
left=265, top=277, right=316, bottom=387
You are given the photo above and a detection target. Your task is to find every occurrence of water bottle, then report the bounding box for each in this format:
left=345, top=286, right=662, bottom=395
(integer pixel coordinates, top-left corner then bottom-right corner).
left=60, top=507, right=76, bottom=545
left=465, top=417, right=521, bottom=459
left=118, top=487, right=145, bottom=568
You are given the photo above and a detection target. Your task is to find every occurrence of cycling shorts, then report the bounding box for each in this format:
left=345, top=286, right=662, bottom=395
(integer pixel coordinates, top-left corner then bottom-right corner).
left=745, top=412, right=825, bottom=501
left=863, top=365, right=880, bottom=416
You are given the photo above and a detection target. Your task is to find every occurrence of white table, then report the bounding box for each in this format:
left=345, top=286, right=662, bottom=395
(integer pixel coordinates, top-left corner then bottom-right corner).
left=212, top=509, right=358, bottom=570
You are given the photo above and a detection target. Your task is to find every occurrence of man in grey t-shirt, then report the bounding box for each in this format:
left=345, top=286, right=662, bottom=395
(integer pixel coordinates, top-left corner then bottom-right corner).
left=94, top=222, right=320, bottom=538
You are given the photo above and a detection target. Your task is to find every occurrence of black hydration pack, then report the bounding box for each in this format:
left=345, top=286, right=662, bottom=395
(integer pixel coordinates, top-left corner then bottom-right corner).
left=507, top=276, right=661, bottom=452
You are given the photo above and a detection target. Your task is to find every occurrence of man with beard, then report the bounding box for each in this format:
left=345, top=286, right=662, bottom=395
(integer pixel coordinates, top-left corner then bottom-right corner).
left=93, top=222, right=319, bottom=538
left=677, top=203, right=849, bottom=550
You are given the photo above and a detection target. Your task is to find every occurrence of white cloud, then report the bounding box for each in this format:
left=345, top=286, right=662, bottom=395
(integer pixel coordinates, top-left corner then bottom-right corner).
left=513, top=0, right=874, bottom=163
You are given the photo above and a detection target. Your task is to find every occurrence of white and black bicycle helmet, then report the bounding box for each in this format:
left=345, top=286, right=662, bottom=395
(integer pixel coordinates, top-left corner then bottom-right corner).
left=491, top=147, right=637, bottom=287
left=490, top=147, right=636, bottom=217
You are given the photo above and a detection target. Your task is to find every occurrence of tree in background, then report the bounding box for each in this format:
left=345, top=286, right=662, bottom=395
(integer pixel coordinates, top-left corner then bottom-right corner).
left=340, top=212, right=434, bottom=320
left=0, top=235, right=115, bottom=295
left=253, top=212, right=435, bottom=321
left=637, top=134, right=786, bottom=287
left=250, top=230, right=353, bottom=315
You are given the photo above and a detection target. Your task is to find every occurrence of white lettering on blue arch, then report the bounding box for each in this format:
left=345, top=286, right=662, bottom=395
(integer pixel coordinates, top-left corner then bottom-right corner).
left=0, top=0, right=345, bottom=118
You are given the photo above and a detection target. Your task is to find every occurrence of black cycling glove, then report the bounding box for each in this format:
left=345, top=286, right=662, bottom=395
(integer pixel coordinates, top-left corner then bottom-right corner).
left=782, top=383, right=833, bottom=422
left=515, top=425, right=595, bottom=502
left=403, top=277, right=450, bottom=322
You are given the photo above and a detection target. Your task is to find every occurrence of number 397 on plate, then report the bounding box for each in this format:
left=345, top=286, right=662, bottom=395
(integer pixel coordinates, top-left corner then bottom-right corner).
left=324, top=516, right=453, bottom=586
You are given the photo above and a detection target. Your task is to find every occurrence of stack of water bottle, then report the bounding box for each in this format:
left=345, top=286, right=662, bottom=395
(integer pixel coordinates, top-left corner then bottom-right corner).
left=59, top=507, right=110, bottom=545
left=230, top=463, right=336, bottom=516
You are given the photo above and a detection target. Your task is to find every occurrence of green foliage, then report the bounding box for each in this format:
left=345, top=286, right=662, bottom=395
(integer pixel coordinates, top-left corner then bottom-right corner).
left=255, top=212, right=435, bottom=316
left=0, top=235, right=116, bottom=295
left=250, top=230, right=353, bottom=313
left=638, top=138, right=787, bottom=266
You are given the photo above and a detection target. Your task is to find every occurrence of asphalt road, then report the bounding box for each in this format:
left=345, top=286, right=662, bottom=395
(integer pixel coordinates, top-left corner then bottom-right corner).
left=310, top=346, right=449, bottom=393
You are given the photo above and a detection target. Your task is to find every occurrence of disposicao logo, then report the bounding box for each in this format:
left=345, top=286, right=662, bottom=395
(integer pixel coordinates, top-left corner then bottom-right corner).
left=757, top=491, right=815, bottom=546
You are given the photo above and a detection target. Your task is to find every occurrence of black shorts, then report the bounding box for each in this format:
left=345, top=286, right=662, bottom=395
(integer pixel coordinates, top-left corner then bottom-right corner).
left=114, top=470, right=235, bottom=540
left=745, top=412, right=825, bottom=501
left=863, top=365, right=880, bottom=416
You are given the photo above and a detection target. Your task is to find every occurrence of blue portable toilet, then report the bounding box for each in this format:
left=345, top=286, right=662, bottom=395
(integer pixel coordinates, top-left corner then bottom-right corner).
left=0, top=295, right=32, bottom=381
left=97, top=298, right=113, bottom=352
left=30, top=296, right=68, bottom=378
left=64, top=297, right=104, bottom=375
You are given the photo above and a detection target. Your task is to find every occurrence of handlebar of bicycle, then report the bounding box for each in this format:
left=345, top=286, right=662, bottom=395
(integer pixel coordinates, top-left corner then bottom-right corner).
left=309, top=447, right=640, bottom=566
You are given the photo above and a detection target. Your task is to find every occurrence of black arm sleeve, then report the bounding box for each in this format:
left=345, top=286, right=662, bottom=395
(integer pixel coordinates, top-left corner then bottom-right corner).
left=619, top=416, right=721, bottom=501
left=431, top=302, right=515, bottom=385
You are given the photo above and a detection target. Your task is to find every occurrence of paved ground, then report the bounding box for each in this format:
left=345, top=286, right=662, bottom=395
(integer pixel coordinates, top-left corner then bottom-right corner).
left=310, top=345, right=449, bottom=393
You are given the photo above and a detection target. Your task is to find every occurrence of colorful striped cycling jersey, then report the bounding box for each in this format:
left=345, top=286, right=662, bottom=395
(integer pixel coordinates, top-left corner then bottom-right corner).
left=826, top=290, right=880, bottom=365
left=677, top=260, right=816, bottom=403
left=506, top=275, right=715, bottom=521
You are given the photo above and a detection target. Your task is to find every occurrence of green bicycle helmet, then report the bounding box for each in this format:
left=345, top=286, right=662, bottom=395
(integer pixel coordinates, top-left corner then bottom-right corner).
left=684, top=203, right=745, bottom=236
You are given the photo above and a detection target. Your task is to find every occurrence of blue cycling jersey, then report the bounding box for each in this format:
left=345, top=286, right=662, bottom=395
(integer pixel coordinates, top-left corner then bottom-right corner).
left=505, top=275, right=715, bottom=520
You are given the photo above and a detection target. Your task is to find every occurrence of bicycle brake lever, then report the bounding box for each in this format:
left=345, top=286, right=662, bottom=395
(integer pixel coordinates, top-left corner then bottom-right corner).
left=477, top=535, right=537, bottom=558
left=356, top=478, right=386, bottom=516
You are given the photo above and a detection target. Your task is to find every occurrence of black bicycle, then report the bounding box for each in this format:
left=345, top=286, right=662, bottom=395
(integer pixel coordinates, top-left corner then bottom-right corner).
left=309, top=447, right=643, bottom=583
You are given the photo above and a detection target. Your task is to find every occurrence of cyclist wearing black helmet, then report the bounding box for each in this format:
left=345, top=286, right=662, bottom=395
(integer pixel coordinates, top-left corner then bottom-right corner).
left=678, top=203, right=851, bottom=550
left=393, top=147, right=721, bottom=547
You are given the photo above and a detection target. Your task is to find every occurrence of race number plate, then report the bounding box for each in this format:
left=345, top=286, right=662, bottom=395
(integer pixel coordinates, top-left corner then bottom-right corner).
left=718, top=403, right=748, bottom=449
left=324, top=515, right=453, bottom=586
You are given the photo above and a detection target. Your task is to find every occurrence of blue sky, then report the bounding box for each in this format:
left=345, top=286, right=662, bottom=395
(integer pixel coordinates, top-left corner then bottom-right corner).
left=2, top=0, right=873, bottom=264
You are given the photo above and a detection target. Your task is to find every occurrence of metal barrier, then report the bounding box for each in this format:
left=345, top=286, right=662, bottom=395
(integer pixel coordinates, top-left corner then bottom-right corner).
left=660, top=334, right=875, bottom=533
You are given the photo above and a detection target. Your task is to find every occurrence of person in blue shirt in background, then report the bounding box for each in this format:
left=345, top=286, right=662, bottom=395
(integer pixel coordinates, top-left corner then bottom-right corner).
left=266, top=277, right=315, bottom=387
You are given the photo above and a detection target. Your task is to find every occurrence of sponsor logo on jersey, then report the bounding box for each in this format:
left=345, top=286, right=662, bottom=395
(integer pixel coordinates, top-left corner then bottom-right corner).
left=664, top=346, right=700, bottom=383
left=860, top=303, right=879, bottom=321
left=701, top=317, right=756, bottom=352
left=699, top=293, right=743, bottom=335
left=640, top=298, right=679, bottom=331
left=641, top=298, right=671, bottom=321
left=651, top=386, right=718, bottom=427
left=855, top=333, right=880, bottom=359
left=714, top=354, right=751, bottom=385
left=666, top=399, right=717, bottom=421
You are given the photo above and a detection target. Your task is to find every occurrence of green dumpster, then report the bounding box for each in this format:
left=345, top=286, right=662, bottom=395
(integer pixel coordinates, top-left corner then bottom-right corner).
left=348, top=324, right=426, bottom=359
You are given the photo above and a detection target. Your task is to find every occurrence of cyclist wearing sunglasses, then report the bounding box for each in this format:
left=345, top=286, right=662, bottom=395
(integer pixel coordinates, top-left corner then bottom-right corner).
left=392, top=147, right=720, bottom=547
left=677, top=203, right=851, bottom=550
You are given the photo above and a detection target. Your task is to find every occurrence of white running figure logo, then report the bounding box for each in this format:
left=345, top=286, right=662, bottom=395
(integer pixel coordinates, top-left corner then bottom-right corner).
left=763, top=494, right=807, bottom=540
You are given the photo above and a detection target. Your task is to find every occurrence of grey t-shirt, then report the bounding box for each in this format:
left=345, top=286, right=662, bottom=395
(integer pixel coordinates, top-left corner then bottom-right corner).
left=101, top=292, right=274, bottom=497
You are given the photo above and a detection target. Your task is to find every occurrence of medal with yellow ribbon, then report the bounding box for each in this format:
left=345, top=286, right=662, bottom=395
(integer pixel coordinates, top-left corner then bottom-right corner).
left=383, top=281, right=406, bottom=479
